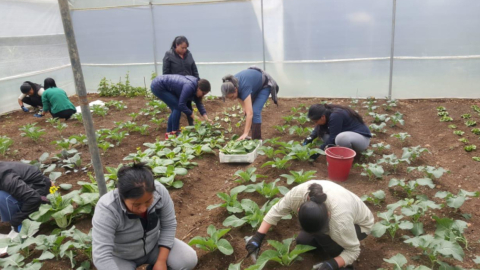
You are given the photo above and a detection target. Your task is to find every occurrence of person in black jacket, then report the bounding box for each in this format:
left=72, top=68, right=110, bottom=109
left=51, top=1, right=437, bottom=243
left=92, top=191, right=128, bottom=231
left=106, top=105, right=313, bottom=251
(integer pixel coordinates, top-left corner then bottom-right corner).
left=163, top=36, right=199, bottom=126
left=18, top=81, right=44, bottom=114
left=303, top=104, right=372, bottom=160
left=0, top=162, right=51, bottom=232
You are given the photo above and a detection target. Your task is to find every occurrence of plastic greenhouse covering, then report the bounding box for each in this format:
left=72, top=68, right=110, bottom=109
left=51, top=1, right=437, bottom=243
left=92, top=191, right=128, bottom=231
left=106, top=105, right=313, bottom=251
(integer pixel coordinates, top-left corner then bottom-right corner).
left=1, top=0, right=479, bottom=114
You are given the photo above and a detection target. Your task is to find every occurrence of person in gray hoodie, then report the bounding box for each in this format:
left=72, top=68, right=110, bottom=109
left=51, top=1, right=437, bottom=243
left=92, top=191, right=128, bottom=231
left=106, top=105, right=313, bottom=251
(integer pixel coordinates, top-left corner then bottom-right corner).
left=92, top=163, right=197, bottom=270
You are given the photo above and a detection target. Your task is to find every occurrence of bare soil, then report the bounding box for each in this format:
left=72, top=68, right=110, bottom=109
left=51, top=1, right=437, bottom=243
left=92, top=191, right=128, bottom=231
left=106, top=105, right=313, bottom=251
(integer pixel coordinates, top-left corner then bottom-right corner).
left=0, top=95, right=479, bottom=270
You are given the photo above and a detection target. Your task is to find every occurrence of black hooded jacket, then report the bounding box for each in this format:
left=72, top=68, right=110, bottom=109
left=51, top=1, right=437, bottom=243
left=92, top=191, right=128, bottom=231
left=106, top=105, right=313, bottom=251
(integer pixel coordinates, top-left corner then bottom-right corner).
left=162, top=49, right=199, bottom=78
left=0, top=162, right=51, bottom=227
left=23, top=81, right=43, bottom=96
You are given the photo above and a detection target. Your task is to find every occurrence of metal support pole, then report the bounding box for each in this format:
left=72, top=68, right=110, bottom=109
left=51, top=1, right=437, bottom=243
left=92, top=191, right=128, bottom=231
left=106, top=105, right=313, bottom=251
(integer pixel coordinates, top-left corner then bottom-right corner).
left=150, top=2, right=159, bottom=75
left=58, top=0, right=107, bottom=196
left=261, top=0, right=266, bottom=71
left=388, top=0, right=397, bottom=99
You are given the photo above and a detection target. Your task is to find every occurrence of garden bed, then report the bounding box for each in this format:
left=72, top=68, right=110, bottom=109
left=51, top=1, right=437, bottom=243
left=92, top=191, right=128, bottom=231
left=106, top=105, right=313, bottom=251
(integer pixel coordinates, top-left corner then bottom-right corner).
left=1, top=94, right=479, bottom=270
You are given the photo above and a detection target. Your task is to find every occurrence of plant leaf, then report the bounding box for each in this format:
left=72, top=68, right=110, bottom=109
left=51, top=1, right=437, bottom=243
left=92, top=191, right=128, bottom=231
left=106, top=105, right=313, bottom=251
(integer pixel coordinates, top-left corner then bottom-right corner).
left=217, top=238, right=234, bottom=255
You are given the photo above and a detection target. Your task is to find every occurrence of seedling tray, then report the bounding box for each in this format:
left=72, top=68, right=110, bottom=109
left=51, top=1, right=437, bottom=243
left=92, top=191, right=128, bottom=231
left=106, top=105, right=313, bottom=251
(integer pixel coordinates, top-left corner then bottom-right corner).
left=219, top=140, right=263, bottom=163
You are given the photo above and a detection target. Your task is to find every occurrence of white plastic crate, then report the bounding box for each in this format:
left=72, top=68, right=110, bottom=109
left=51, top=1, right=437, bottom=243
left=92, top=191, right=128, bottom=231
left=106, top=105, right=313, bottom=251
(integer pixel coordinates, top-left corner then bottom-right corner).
left=219, top=140, right=263, bottom=163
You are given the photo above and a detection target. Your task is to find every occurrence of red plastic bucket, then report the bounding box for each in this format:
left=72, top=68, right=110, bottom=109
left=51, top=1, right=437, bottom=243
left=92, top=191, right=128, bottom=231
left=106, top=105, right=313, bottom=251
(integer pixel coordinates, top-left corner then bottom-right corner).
left=325, top=146, right=356, bottom=182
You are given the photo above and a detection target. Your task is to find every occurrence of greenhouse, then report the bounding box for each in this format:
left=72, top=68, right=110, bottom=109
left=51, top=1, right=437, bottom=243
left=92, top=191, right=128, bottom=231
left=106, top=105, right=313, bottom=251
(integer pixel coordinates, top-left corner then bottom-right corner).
left=0, top=0, right=479, bottom=269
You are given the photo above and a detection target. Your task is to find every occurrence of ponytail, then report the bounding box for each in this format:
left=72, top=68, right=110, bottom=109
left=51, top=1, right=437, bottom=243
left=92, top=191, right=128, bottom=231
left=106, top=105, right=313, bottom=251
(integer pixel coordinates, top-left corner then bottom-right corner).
left=220, top=75, right=239, bottom=100
left=308, top=104, right=365, bottom=125
left=298, top=183, right=329, bottom=233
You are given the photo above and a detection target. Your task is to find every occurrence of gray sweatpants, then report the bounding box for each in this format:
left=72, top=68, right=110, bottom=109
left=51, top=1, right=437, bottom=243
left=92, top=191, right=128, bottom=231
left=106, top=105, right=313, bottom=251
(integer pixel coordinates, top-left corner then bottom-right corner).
left=111, top=238, right=197, bottom=270
left=323, top=131, right=371, bottom=153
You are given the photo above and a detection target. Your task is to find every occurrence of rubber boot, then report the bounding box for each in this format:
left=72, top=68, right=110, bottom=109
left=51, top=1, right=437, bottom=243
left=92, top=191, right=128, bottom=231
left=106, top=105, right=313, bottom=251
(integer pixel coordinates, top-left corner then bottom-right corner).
left=165, top=132, right=171, bottom=140
left=252, top=123, right=262, bottom=140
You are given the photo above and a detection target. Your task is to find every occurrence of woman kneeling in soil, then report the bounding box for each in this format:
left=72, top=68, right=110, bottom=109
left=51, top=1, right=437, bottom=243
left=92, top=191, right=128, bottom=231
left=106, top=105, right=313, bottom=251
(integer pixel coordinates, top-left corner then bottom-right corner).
left=150, top=74, right=212, bottom=139
left=37, top=78, right=77, bottom=120
left=246, top=180, right=374, bottom=270
left=303, top=104, right=372, bottom=160
left=221, top=67, right=279, bottom=140
left=92, top=163, right=197, bottom=270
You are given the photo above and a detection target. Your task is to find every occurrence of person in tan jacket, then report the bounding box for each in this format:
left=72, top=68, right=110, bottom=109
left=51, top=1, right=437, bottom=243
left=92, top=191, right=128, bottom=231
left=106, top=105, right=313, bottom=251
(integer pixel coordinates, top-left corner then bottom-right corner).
left=245, top=180, right=374, bottom=270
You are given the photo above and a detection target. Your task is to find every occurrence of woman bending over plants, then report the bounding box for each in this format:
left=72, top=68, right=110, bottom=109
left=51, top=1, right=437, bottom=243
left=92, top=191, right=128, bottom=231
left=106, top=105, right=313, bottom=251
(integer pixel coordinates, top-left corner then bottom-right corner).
left=245, top=180, right=374, bottom=270
left=303, top=104, right=372, bottom=160
left=92, top=163, right=197, bottom=270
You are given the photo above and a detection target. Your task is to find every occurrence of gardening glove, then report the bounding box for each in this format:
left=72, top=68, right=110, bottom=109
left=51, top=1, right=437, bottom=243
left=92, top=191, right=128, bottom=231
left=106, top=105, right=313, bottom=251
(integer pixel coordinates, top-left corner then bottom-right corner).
left=303, top=136, right=314, bottom=146
left=33, top=113, right=43, bottom=118
left=246, top=231, right=265, bottom=258
left=21, top=106, right=29, bottom=112
left=312, top=259, right=339, bottom=270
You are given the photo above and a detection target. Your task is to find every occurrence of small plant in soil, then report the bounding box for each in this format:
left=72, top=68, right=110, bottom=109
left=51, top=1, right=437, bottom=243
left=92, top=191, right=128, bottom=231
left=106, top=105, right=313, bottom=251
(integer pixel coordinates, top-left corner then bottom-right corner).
left=369, top=122, right=387, bottom=133
left=371, top=142, right=391, bottom=152
left=407, top=165, right=449, bottom=180
left=388, top=197, right=441, bottom=236
left=371, top=209, right=413, bottom=240
left=19, top=123, right=46, bottom=142
left=473, top=157, right=480, bottom=162
left=471, top=128, right=480, bottom=135
left=280, top=170, right=317, bottom=185
left=207, top=186, right=247, bottom=213
left=404, top=234, right=464, bottom=268
left=46, top=117, right=59, bottom=126
left=223, top=199, right=290, bottom=229
left=98, top=141, right=114, bottom=153
left=261, top=156, right=293, bottom=170
left=389, top=112, right=405, bottom=127
left=258, top=146, right=279, bottom=159
left=150, top=118, right=166, bottom=130
left=447, top=124, right=457, bottom=129
left=464, top=145, right=476, bottom=152
left=361, top=149, right=375, bottom=159
left=288, top=126, right=311, bottom=137
left=382, top=99, right=398, bottom=111
left=435, top=189, right=479, bottom=212
left=453, top=130, right=465, bottom=136
left=233, top=167, right=266, bottom=183
left=274, top=124, right=289, bottom=134
left=62, top=153, right=83, bottom=172
left=134, top=124, right=150, bottom=135
left=91, top=104, right=108, bottom=117
left=220, top=139, right=260, bottom=155
left=361, top=190, right=385, bottom=206
left=437, top=111, right=449, bottom=117
left=369, top=112, right=390, bottom=123
left=461, top=113, right=471, bottom=119
left=388, top=178, right=435, bottom=198
left=128, top=112, right=140, bottom=121
left=433, top=216, right=469, bottom=249
left=54, top=122, right=68, bottom=133
left=105, top=100, right=127, bottom=110
left=282, top=115, right=294, bottom=124
left=355, top=163, right=384, bottom=180
left=122, top=121, right=137, bottom=132
left=401, top=146, right=429, bottom=162
left=283, top=142, right=324, bottom=161
left=242, top=179, right=290, bottom=199
left=465, top=120, right=476, bottom=127
left=439, top=115, right=453, bottom=122
left=436, top=106, right=447, bottom=112
left=0, top=135, right=13, bottom=156
left=51, top=138, right=77, bottom=150
left=152, top=165, right=188, bottom=189
left=377, top=154, right=407, bottom=174
left=391, top=132, right=411, bottom=144
left=458, top=137, right=469, bottom=144
left=188, top=225, right=234, bottom=255
left=381, top=253, right=429, bottom=270
left=72, top=112, right=83, bottom=123
left=107, top=128, right=129, bottom=146
left=245, top=237, right=316, bottom=270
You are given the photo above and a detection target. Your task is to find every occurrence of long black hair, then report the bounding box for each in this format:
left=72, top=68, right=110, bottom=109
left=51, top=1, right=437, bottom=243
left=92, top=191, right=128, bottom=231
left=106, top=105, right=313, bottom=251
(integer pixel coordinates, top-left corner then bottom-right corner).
left=44, top=78, right=57, bottom=90
left=117, top=162, right=156, bottom=200
left=308, top=104, right=365, bottom=124
left=298, top=183, right=329, bottom=233
left=171, top=36, right=189, bottom=50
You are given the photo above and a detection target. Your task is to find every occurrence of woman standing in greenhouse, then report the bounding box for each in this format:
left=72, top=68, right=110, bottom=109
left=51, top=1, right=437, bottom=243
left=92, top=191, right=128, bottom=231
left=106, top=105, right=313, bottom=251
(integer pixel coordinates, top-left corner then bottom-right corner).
left=245, top=180, right=374, bottom=270
left=221, top=67, right=279, bottom=140
left=36, top=78, right=77, bottom=120
left=92, top=163, right=197, bottom=270
left=303, top=103, right=371, bottom=160
left=150, top=74, right=212, bottom=139
left=18, top=81, right=44, bottom=114
left=163, top=36, right=199, bottom=126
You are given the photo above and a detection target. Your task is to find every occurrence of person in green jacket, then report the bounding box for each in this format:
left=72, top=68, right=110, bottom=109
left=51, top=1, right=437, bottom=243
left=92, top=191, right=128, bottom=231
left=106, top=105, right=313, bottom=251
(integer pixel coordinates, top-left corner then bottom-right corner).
left=36, top=78, right=77, bottom=120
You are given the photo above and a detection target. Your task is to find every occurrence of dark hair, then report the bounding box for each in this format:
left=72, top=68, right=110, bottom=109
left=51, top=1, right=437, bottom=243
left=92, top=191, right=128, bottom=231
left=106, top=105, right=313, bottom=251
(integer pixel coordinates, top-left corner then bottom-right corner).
left=308, top=104, right=365, bottom=124
left=220, top=75, right=239, bottom=101
left=298, top=184, right=329, bottom=233
left=20, top=82, right=32, bottom=94
left=117, top=162, right=155, bottom=200
left=44, top=78, right=57, bottom=90
left=171, top=36, right=189, bottom=50
left=197, top=79, right=211, bottom=93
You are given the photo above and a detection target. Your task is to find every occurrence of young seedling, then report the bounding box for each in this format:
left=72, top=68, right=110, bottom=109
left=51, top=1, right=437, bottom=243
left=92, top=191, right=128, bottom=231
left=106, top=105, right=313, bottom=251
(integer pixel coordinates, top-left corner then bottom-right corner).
left=220, top=139, right=260, bottom=155
left=288, top=126, right=311, bottom=137
left=284, top=143, right=324, bottom=162
left=245, top=237, right=316, bottom=269
left=207, top=186, right=247, bottom=213
left=388, top=178, right=435, bottom=198
left=390, top=112, right=405, bottom=127
left=458, top=137, right=469, bottom=144
left=134, top=124, right=150, bottom=135
left=361, top=149, right=375, bottom=159
left=388, top=198, right=441, bottom=236
left=51, top=138, right=77, bottom=150
left=294, top=114, right=309, bottom=125
left=436, top=106, right=447, bottom=112
left=152, top=165, right=188, bottom=189
left=188, top=225, right=233, bottom=255
left=0, top=135, right=13, bottom=156
left=371, top=209, right=413, bottom=240
left=391, top=132, right=411, bottom=145
left=401, top=146, right=429, bottom=162
left=439, top=116, right=453, bottom=122
left=257, top=146, right=279, bottom=159
left=62, top=153, right=83, bottom=172
left=98, top=141, right=114, bottom=153
left=404, top=234, right=464, bottom=267
left=461, top=114, right=471, bottom=119
left=465, top=120, right=477, bottom=127
left=361, top=190, right=385, bottom=207
left=46, top=118, right=59, bottom=126
left=471, top=128, right=480, bottom=135
left=369, top=112, right=390, bottom=123
left=355, top=163, right=384, bottom=180
left=69, top=134, right=87, bottom=146
left=382, top=253, right=429, bottom=270
left=464, top=145, right=477, bottom=152
left=19, top=123, right=46, bottom=142
left=282, top=115, right=294, bottom=124
left=129, top=112, right=140, bottom=121
left=261, top=156, right=293, bottom=170
left=242, top=179, right=290, bottom=199
left=280, top=170, right=316, bottom=185
left=274, top=125, right=289, bottom=134
left=107, top=128, right=129, bottom=146
left=233, top=167, right=266, bottom=183
left=223, top=199, right=290, bottom=229
left=71, top=113, right=83, bottom=123
left=447, top=124, right=457, bottom=129
left=453, top=130, right=465, bottom=136
left=407, top=166, right=449, bottom=180
left=473, top=157, right=480, bottom=162
left=434, top=189, right=479, bottom=212
left=437, top=111, right=449, bottom=117
left=91, top=104, right=108, bottom=117
left=150, top=118, right=166, bottom=130
left=371, top=142, right=391, bottom=153
left=369, top=123, right=387, bottom=133
left=382, top=99, right=398, bottom=111
left=377, top=154, right=407, bottom=174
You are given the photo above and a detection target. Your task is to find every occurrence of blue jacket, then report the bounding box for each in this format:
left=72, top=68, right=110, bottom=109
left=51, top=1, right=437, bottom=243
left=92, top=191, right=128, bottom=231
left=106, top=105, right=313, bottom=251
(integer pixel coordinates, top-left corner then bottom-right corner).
left=235, top=69, right=265, bottom=101
left=151, top=75, right=207, bottom=116
left=314, top=109, right=372, bottom=150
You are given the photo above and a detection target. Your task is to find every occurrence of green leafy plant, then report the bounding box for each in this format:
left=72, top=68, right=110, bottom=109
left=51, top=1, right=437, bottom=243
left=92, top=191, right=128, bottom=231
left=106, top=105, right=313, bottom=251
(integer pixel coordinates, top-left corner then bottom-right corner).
left=447, top=124, right=457, bottom=129
left=461, top=114, right=471, bottom=119
left=188, top=225, right=233, bottom=255
left=458, top=137, right=469, bottom=144
left=401, top=146, right=429, bottom=162
left=361, top=190, right=386, bottom=206
left=69, top=134, right=87, bottom=146
left=369, top=112, right=390, bottom=123
left=382, top=99, right=397, bottom=111
left=283, top=142, right=324, bottom=161
left=150, top=118, right=166, bottom=130
left=245, top=237, right=316, bottom=269
left=391, top=132, right=411, bottom=145
left=72, top=112, right=83, bottom=123
left=404, top=234, right=464, bottom=268
left=369, top=123, right=387, bottom=133
left=437, top=111, right=449, bottom=117
left=0, top=135, right=14, bottom=156
left=371, top=209, right=413, bottom=240
left=223, top=199, right=289, bottom=229
left=0, top=219, right=41, bottom=261
left=242, top=179, right=290, bottom=199
left=433, top=216, right=469, bottom=249
left=390, top=112, right=405, bottom=126
left=152, top=165, right=188, bottom=189
left=19, top=123, right=46, bottom=142
left=473, top=157, right=480, bottom=162
left=91, top=104, right=108, bottom=117
left=51, top=138, right=77, bottom=150
left=282, top=115, right=294, bottom=124
left=355, top=163, right=384, bottom=180
left=464, top=144, right=476, bottom=152
left=436, top=106, right=447, bottom=112
left=258, top=146, right=279, bottom=159
left=105, top=100, right=127, bottom=110
left=407, top=166, right=449, bottom=180
left=465, top=120, right=476, bottom=127
left=388, top=198, right=441, bottom=236
left=98, top=141, right=114, bottom=153
left=261, top=156, right=293, bottom=170
left=54, top=122, right=68, bottom=133
left=440, top=116, right=453, bottom=122
left=453, top=130, right=465, bottom=136
left=46, top=118, right=59, bottom=126
left=380, top=253, right=430, bottom=270
left=377, top=154, right=407, bottom=174
left=471, top=128, right=480, bottom=135
left=371, top=142, right=391, bottom=152
left=388, top=178, right=435, bottom=198
left=129, top=112, right=140, bottom=121
left=280, top=170, right=316, bottom=185
left=207, top=186, right=247, bottom=213
left=434, top=189, right=479, bottom=211
left=233, top=167, right=266, bottom=184
left=107, top=128, right=129, bottom=146
left=134, top=124, right=150, bottom=135
left=220, top=139, right=260, bottom=155
left=62, top=153, right=83, bottom=172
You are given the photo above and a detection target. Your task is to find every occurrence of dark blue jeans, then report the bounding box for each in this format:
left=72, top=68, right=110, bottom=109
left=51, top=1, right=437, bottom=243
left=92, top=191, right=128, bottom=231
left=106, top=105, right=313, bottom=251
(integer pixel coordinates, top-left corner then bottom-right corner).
left=151, top=88, right=181, bottom=132
left=251, top=87, right=271, bottom=124
left=0, top=190, right=21, bottom=223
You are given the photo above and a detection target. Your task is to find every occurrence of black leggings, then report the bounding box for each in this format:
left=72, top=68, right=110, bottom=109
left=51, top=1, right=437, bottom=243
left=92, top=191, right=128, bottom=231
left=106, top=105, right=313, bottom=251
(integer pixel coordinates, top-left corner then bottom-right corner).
left=296, top=224, right=367, bottom=258
left=22, top=95, right=43, bottom=108
left=51, top=109, right=77, bottom=120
